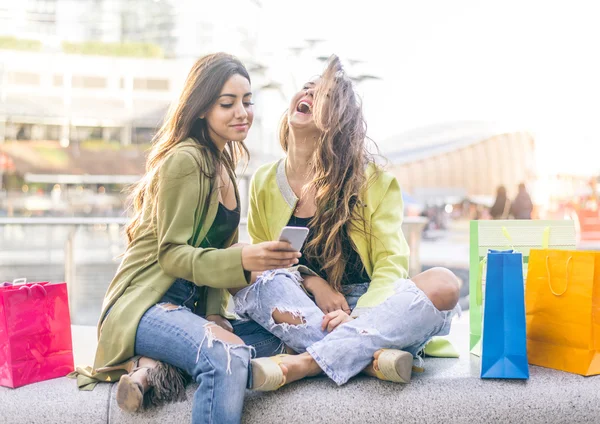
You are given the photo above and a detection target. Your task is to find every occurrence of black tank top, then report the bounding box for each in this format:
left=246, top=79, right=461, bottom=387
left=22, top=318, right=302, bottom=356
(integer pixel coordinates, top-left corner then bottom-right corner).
left=200, top=203, right=240, bottom=248
left=287, top=215, right=370, bottom=286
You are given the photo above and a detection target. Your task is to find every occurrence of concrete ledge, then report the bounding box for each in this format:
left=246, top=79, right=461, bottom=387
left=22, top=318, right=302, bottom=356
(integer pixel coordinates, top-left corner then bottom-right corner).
left=0, top=376, right=111, bottom=424
left=2, top=317, right=600, bottom=423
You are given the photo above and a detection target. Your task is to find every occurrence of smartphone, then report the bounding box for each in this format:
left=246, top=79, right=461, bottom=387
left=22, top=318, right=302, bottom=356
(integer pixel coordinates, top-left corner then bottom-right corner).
left=277, top=226, right=310, bottom=251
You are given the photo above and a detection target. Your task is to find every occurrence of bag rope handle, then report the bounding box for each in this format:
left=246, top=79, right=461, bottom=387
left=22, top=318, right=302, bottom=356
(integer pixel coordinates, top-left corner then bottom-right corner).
left=546, top=255, right=572, bottom=296
left=501, top=227, right=515, bottom=250
left=542, top=226, right=550, bottom=249
left=482, top=226, right=551, bottom=304
left=501, top=225, right=550, bottom=250
left=476, top=257, right=486, bottom=306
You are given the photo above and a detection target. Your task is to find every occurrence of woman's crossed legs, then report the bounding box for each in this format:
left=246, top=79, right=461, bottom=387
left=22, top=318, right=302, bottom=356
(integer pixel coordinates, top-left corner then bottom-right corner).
left=234, top=267, right=460, bottom=386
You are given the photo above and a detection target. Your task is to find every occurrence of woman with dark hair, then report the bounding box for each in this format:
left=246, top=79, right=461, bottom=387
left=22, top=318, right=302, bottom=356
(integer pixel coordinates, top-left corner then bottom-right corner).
left=490, top=185, right=511, bottom=219
left=234, top=56, right=461, bottom=390
left=72, top=53, right=301, bottom=423
left=510, top=183, right=533, bottom=219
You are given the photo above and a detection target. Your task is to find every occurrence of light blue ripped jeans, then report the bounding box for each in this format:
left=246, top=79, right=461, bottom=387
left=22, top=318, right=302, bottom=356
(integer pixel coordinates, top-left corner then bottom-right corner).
left=234, top=270, right=460, bottom=386
left=134, top=279, right=283, bottom=424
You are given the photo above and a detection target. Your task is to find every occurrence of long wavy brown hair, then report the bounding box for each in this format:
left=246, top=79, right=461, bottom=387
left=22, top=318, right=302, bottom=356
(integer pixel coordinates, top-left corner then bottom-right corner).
left=125, top=53, right=250, bottom=244
left=279, top=55, right=377, bottom=291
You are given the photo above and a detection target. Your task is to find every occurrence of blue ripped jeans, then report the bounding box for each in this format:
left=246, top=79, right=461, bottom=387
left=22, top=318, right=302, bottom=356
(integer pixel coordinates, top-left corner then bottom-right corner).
left=234, top=270, right=460, bottom=385
left=134, top=279, right=282, bottom=424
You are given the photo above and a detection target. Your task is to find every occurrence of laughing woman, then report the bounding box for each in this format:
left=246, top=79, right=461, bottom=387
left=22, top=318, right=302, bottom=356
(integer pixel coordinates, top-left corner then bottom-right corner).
left=234, top=56, right=461, bottom=390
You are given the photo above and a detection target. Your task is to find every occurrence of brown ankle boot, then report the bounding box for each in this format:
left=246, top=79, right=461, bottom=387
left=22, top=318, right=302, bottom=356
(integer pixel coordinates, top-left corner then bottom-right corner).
left=145, top=361, right=188, bottom=408
left=108, top=357, right=188, bottom=412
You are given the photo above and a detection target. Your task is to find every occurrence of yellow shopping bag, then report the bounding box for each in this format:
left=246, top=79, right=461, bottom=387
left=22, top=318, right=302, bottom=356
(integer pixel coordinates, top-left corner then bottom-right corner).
left=526, top=249, right=600, bottom=376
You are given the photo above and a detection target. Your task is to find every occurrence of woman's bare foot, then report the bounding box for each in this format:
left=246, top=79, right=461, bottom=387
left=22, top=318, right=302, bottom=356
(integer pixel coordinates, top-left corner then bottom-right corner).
left=253, top=352, right=322, bottom=389
left=362, top=349, right=384, bottom=377
left=277, top=353, right=322, bottom=385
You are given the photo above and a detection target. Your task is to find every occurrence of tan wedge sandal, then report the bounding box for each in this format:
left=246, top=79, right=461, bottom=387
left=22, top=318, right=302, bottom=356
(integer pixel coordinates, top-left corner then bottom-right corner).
left=373, top=349, right=416, bottom=384
left=250, top=354, right=288, bottom=391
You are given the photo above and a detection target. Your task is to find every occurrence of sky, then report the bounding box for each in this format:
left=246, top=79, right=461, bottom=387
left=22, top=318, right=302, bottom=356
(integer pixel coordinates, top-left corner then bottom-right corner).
left=255, top=0, right=600, bottom=177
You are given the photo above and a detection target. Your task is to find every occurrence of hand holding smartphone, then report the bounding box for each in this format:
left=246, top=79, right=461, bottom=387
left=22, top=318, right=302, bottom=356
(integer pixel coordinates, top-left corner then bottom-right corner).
left=278, top=226, right=309, bottom=252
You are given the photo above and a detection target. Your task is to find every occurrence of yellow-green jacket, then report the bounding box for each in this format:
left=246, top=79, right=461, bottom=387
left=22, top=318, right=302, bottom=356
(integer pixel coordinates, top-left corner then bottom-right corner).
left=74, top=139, right=248, bottom=389
left=248, top=159, right=410, bottom=317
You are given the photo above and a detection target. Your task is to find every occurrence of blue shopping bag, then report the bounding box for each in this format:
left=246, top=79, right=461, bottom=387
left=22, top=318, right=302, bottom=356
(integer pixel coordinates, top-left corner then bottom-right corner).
left=480, top=249, right=529, bottom=379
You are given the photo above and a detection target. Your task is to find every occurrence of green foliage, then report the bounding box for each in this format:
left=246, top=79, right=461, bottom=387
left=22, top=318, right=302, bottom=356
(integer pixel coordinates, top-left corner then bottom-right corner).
left=35, top=146, right=69, bottom=166
left=61, top=41, right=164, bottom=58
left=80, top=139, right=122, bottom=151
left=81, top=139, right=151, bottom=151
left=0, top=36, right=42, bottom=51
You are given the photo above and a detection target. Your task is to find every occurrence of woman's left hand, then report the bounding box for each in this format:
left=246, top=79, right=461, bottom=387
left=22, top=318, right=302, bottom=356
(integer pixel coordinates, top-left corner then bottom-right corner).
left=303, top=275, right=351, bottom=314
left=206, top=314, right=234, bottom=333
left=321, top=310, right=353, bottom=332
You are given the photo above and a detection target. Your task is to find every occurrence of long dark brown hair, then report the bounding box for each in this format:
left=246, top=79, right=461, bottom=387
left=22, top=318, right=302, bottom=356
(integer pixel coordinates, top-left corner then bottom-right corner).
left=280, top=55, right=377, bottom=291
left=125, top=53, right=250, bottom=244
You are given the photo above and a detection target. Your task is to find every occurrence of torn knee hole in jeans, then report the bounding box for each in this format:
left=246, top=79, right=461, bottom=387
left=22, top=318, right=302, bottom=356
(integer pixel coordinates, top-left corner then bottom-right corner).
left=257, top=269, right=303, bottom=286
left=196, top=322, right=255, bottom=374
left=271, top=307, right=307, bottom=328
left=234, top=270, right=305, bottom=318
left=157, top=302, right=188, bottom=312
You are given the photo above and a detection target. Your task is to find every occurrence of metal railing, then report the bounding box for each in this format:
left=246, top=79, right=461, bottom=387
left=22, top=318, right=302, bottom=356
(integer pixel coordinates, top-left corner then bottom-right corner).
left=0, top=215, right=428, bottom=323
left=0, top=217, right=129, bottom=320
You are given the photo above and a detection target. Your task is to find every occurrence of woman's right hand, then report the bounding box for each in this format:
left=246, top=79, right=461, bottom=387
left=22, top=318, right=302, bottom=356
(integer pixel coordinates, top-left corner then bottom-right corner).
left=240, top=241, right=301, bottom=272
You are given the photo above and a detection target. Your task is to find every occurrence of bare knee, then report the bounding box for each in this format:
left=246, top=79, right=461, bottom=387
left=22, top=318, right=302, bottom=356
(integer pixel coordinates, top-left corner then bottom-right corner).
left=157, top=302, right=181, bottom=311
left=272, top=308, right=306, bottom=326
left=412, top=267, right=460, bottom=311
left=206, top=323, right=245, bottom=345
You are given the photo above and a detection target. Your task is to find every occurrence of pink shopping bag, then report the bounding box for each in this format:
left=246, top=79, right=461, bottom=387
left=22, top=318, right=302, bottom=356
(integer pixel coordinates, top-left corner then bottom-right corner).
left=0, top=281, right=74, bottom=388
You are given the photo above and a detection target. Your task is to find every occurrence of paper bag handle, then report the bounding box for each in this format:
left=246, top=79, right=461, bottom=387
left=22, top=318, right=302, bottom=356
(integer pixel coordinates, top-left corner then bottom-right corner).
left=501, top=226, right=550, bottom=250
left=546, top=255, right=571, bottom=296
left=476, top=257, right=486, bottom=306
left=501, top=227, right=516, bottom=250
left=542, top=226, right=550, bottom=249
left=18, top=283, right=47, bottom=298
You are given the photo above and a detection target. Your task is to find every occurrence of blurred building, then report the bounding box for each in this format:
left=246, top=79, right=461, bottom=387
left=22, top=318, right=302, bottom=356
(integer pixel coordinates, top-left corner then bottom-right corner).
left=0, top=49, right=278, bottom=216
left=0, top=49, right=276, bottom=147
left=0, top=48, right=280, bottom=218
left=0, top=0, right=174, bottom=48
left=0, top=0, right=260, bottom=59
left=0, top=0, right=273, bottom=151
left=385, top=122, right=536, bottom=206
left=0, top=1, right=349, bottom=215
left=0, top=49, right=188, bottom=146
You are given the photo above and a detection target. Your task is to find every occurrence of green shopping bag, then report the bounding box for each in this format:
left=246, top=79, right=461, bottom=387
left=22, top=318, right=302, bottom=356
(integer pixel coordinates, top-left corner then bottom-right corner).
left=469, top=220, right=576, bottom=356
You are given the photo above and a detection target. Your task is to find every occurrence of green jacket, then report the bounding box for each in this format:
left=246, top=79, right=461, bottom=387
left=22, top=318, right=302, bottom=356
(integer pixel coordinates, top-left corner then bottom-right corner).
left=248, top=159, right=411, bottom=317
left=247, top=159, right=460, bottom=359
left=74, top=139, right=249, bottom=389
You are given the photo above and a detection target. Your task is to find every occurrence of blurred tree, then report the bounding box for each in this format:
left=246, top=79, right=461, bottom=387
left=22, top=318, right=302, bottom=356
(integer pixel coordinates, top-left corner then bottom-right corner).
left=61, top=41, right=164, bottom=58
left=0, top=37, right=42, bottom=52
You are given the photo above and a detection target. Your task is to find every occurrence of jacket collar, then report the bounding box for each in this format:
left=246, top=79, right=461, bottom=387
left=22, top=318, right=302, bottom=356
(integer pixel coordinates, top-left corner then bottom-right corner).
left=276, top=159, right=298, bottom=208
